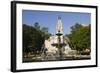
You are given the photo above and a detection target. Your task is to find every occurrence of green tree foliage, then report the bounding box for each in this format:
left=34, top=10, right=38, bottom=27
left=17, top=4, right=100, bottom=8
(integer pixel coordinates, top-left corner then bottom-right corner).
left=41, top=27, right=51, bottom=39
left=33, top=22, right=40, bottom=30
left=66, top=23, right=91, bottom=51
left=23, top=22, right=51, bottom=54
left=23, top=24, right=33, bottom=53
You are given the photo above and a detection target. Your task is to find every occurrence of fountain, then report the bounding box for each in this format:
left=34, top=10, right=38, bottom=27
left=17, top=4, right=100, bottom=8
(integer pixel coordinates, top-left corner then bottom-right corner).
left=51, top=16, right=66, bottom=60
left=40, top=16, right=76, bottom=61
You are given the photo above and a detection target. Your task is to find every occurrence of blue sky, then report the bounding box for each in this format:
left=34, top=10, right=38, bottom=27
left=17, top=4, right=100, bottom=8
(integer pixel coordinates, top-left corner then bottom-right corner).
left=22, top=10, right=91, bottom=35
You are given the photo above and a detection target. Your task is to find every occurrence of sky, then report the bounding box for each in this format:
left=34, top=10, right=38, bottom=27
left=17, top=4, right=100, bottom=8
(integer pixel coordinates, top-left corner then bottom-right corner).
left=22, top=10, right=91, bottom=35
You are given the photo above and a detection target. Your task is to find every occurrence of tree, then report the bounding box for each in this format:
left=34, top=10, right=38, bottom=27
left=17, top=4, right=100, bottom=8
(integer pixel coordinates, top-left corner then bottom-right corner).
left=41, top=27, right=51, bottom=39
left=33, top=22, right=40, bottom=30
left=70, top=23, right=82, bottom=34
left=65, top=23, right=91, bottom=53
left=23, top=24, right=33, bottom=53
left=23, top=22, right=51, bottom=54
left=23, top=24, right=44, bottom=54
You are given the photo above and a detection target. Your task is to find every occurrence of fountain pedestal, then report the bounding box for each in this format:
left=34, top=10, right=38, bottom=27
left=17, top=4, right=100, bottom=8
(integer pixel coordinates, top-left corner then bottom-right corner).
left=51, top=32, right=66, bottom=60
